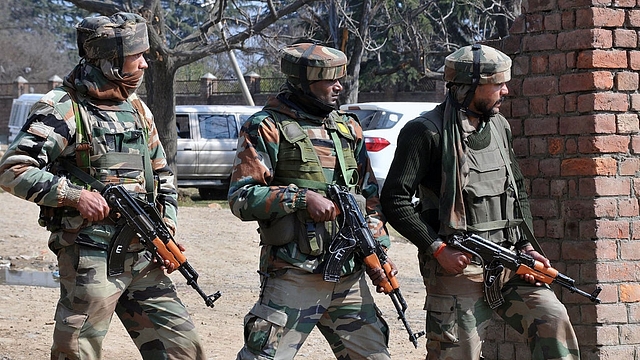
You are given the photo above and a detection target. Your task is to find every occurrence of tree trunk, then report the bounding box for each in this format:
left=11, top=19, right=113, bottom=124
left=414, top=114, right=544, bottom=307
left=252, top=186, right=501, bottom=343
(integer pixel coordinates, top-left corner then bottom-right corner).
left=143, top=58, right=179, bottom=175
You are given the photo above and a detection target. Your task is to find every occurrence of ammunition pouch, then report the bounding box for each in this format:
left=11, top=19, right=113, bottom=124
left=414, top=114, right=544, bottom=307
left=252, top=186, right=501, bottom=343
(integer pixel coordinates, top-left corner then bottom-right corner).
left=258, top=212, right=332, bottom=256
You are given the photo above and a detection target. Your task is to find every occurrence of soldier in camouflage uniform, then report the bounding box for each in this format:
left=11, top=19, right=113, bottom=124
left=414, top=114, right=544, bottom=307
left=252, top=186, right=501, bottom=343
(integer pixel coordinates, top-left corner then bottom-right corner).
left=380, top=44, right=580, bottom=360
left=0, top=12, right=205, bottom=360
left=228, top=42, right=392, bottom=359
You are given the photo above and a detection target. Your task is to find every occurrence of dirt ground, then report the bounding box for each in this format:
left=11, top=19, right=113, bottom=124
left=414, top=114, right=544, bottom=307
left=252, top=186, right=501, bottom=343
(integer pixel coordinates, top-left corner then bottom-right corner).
left=0, top=190, right=428, bottom=360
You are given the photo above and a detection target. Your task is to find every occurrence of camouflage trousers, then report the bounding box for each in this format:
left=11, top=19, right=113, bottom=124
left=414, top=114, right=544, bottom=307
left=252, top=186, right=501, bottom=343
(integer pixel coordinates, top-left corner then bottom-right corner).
left=419, top=252, right=579, bottom=360
left=51, top=243, right=205, bottom=360
left=236, top=268, right=390, bottom=360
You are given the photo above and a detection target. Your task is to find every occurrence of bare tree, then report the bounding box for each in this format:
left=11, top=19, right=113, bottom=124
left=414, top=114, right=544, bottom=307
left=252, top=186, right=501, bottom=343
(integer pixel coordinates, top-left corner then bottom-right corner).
left=66, top=0, right=316, bottom=172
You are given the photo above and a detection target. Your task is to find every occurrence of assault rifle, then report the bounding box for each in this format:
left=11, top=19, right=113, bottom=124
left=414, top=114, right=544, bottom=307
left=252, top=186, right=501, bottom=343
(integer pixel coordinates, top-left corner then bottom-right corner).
left=102, top=184, right=222, bottom=308
left=447, top=233, right=601, bottom=304
left=324, top=184, right=425, bottom=348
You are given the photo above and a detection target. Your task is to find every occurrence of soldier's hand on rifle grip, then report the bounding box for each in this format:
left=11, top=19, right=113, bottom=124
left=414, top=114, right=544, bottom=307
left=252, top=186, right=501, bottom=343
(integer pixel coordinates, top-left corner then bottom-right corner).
left=435, top=244, right=471, bottom=274
left=305, top=190, right=338, bottom=222
left=77, top=189, right=110, bottom=222
left=519, top=246, right=550, bottom=286
left=156, top=242, right=186, bottom=274
left=366, top=258, right=398, bottom=293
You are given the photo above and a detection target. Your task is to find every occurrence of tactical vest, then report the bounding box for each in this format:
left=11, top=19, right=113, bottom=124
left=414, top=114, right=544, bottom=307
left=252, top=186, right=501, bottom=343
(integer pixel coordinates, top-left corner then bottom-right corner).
left=417, top=115, right=524, bottom=246
left=39, top=88, right=153, bottom=235
left=463, top=119, right=523, bottom=246
left=268, top=110, right=359, bottom=191
left=255, top=109, right=362, bottom=272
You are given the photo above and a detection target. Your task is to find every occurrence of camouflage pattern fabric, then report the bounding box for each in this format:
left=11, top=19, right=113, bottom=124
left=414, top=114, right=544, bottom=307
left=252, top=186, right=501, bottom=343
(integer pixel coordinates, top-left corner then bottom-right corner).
left=229, top=86, right=390, bottom=358
left=280, top=43, right=347, bottom=81
left=53, top=244, right=205, bottom=360
left=76, top=12, right=149, bottom=60
left=0, top=52, right=200, bottom=358
left=419, top=253, right=579, bottom=360
left=236, top=268, right=390, bottom=360
left=444, top=44, right=511, bottom=85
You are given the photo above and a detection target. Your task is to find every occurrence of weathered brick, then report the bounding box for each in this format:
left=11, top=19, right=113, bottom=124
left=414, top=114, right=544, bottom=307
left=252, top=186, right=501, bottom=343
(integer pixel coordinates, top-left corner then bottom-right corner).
left=577, top=135, right=630, bottom=154
left=546, top=219, right=565, bottom=238
left=620, top=240, right=640, bottom=261
left=629, top=50, right=640, bottom=72
left=523, top=0, right=557, bottom=13
left=576, top=8, right=625, bottom=28
left=531, top=198, right=558, bottom=217
left=510, top=14, right=526, bottom=35
left=631, top=135, right=640, bottom=154
left=548, top=53, right=567, bottom=74
left=548, top=95, right=565, bottom=114
left=577, top=92, right=629, bottom=112
left=561, top=157, right=617, bottom=176
left=620, top=324, right=640, bottom=344
left=617, top=113, right=639, bottom=133
left=531, top=54, right=548, bottom=73
left=529, top=137, right=547, bottom=155
left=613, top=29, right=637, bottom=48
left=562, top=240, right=597, bottom=261
left=523, top=33, right=558, bottom=52
left=594, top=239, right=618, bottom=260
left=559, top=114, right=616, bottom=135
left=531, top=177, right=549, bottom=197
left=579, top=177, right=631, bottom=196
left=548, top=137, right=564, bottom=155
left=628, top=9, right=640, bottom=27
left=595, top=261, right=636, bottom=283
left=529, top=97, right=547, bottom=115
left=523, top=76, right=558, bottom=96
left=518, top=158, right=539, bottom=177
left=558, top=29, right=612, bottom=50
left=577, top=49, right=628, bottom=69
left=544, top=12, right=562, bottom=31
left=619, top=157, right=640, bottom=175
left=615, top=0, right=636, bottom=8
left=511, top=55, right=529, bottom=76
left=618, top=198, right=639, bottom=217
left=559, top=71, right=613, bottom=93
left=561, top=9, right=576, bottom=30
left=630, top=94, right=640, bottom=111
left=540, top=157, right=561, bottom=176
left=550, top=179, right=567, bottom=197
left=526, top=14, right=545, bottom=32
left=594, top=197, right=618, bottom=217
left=524, top=116, right=558, bottom=135
left=563, top=199, right=602, bottom=218
left=615, top=71, right=639, bottom=91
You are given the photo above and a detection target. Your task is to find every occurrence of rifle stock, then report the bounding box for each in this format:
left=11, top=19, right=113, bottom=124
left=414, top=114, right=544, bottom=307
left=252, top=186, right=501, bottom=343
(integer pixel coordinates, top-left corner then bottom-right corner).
left=102, top=184, right=222, bottom=308
left=448, top=233, right=601, bottom=304
left=325, top=184, right=425, bottom=348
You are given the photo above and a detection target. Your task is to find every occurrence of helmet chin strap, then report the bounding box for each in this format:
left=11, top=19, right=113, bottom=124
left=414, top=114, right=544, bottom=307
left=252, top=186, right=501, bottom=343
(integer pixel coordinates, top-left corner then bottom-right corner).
left=457, top=43, right=483, bottom=120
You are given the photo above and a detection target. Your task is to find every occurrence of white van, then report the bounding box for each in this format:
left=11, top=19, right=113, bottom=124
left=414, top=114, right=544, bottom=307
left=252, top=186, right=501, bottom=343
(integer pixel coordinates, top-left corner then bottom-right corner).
left=7, top=93, right=45, bottom=143
left=175, top=104, right=262, bottom=199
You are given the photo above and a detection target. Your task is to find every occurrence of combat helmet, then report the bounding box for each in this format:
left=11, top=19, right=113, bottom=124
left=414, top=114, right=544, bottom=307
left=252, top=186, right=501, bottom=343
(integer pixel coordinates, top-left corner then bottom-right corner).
left=76, top=12, right=149, bottom=62
left=444, top=44, right=511, bottom=85
left=281, top=43, right=347, bottom=85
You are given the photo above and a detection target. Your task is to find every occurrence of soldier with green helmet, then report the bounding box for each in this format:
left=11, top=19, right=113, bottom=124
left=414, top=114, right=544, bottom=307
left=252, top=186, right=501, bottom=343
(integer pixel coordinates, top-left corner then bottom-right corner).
left=229, top=42, right=393, bottom=359
left=380, top=44, right=580, bottom=359
left=0, top=12, right=206, bottom=359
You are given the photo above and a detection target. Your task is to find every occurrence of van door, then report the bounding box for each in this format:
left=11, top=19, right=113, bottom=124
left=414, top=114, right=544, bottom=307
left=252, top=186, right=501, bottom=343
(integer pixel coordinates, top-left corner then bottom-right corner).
left=195, top=113, right=238, bottom=180
left=176, top=113, right=198, bottom=178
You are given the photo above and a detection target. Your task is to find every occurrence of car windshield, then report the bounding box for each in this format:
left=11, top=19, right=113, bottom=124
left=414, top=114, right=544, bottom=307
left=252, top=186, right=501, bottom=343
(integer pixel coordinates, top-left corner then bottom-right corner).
left=348, top=109, right=402, bottom=131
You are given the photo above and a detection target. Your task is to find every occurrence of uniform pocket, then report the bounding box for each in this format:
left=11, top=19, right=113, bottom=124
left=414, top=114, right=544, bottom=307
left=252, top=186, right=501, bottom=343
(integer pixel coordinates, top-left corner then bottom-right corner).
left=243, top=303, right=288, bottom=357
left=425, top=294, right=459, bottom=343
left=53, top=303, right=88, bottom=355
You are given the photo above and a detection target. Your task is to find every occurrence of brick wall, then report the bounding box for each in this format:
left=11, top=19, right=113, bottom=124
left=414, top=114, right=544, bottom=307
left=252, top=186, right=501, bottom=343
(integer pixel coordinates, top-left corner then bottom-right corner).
left=487, top=1, right=640, bottom=359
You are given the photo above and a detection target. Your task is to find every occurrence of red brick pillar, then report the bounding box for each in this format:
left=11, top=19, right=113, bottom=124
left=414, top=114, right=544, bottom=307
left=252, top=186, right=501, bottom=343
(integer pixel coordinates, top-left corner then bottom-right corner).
left=486, top=1, right=640, bottom=359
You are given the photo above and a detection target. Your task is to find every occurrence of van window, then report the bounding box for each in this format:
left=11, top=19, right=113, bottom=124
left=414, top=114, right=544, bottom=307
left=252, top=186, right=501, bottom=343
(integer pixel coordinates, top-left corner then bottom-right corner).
left=198, top=114, right=237, bottom=139
left=176, top=114, right=191, bottom=139
left=9, top=103, right=30, bottom=128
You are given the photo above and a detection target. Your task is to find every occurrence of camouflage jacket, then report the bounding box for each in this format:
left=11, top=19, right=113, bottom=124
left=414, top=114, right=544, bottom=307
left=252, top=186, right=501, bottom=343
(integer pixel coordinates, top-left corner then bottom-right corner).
left=228, top=93, right=390, bottom=275
left=0, top=66, right=177, bottom=250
